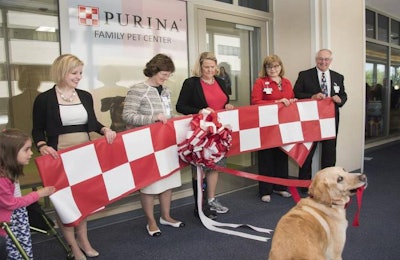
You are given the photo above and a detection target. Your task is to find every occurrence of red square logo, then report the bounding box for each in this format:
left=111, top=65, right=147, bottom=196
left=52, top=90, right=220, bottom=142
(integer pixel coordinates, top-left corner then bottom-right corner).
left=78, top=5, right=99, bottom=26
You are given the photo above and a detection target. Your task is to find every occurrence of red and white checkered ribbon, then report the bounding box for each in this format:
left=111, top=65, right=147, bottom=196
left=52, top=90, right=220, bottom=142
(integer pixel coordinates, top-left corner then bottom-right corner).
left=35, top=99, right=335, bottom=227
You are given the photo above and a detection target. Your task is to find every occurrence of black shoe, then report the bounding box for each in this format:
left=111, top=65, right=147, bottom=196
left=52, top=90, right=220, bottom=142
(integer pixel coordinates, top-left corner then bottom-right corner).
left=194, top=208, right=217, bottom=220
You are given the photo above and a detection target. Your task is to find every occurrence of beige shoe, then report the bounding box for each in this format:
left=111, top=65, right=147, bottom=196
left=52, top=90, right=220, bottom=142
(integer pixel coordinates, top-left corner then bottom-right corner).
left=273, top=190, right=292, bottom=198
left=261, top=195, right=271, bottom=202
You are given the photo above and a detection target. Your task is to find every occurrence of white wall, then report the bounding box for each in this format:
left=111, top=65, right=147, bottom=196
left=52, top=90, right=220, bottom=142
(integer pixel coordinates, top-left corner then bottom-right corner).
left=330, top=0, right=365, bottom=171
left=274, top=0, right=365, bottom=173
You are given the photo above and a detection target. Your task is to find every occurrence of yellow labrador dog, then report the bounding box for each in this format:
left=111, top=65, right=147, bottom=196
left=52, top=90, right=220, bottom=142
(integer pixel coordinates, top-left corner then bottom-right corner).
left=269, top=167, right=367, bottom=260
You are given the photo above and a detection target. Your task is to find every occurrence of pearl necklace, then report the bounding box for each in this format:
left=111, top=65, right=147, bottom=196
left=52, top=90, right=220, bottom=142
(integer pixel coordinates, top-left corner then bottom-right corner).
left=201, top=78, right=214, bottom=85
left=56, top=87, right=76, bottom=102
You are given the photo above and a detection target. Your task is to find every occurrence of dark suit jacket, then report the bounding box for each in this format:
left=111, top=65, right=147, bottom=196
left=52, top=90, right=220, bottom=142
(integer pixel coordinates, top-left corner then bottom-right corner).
left=176, top=76, right=230, bottom=115
left=293, top=67, right=347, bottom=130
left=32, top=86, right=104, bottom=149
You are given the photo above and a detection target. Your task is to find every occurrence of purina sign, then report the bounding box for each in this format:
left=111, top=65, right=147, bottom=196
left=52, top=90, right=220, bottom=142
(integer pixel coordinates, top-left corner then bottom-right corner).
left=59, top=0, right=187, bottom=86
left=78, top=5, right=180, bottom=32
left=75, top=4, right=181, bottom=43
left=59, top=0, right=187, bottom=128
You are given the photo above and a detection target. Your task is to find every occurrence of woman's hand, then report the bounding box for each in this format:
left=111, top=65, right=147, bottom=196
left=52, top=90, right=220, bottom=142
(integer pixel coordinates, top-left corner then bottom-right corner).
left=277, top=98, right=297, bottom=107
left=202, top=107, right=215, bottom=113
left=154, top=113, right=168, bottom=124
left=224, top=104, right=234, bottom=110
left=102, top=127, right=117, bottom=144
left=39, top=144, right=59, bottom=159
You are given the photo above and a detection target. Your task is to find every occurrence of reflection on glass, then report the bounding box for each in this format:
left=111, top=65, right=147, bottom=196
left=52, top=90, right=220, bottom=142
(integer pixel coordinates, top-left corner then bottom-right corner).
left=8, top=68, right=41, bottom=134
left=365, top=42, right=388, bottom=138
left=239, top=0, right=269, bottom=12
left=2, top=5, right=60, bottom=186
left=366, top=9, right=375, bottom=39
left=215, top=0, right=233, bottom=3
left=0, top=11, right=8, bottom=129
left=91, top=65, right=129, bottom=132
left=389, top=48, right=400, bottom=134
left=391, top=20, right=399, bottom=46
left=214, top=34, right=240, bottom=100
left=378, top=14, right=388, bottom=42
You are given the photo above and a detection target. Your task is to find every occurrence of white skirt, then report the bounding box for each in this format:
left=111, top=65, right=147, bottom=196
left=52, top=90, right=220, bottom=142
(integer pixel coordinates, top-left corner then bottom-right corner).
left=140, top=170, right=182, bottom=194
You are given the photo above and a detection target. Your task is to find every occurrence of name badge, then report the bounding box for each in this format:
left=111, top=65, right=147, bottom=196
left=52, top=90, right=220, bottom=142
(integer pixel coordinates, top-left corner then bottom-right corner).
left=263, top=87, right=273, bottom=94
left=333, top=82, right=340, bottom=93
left=263, top=81, right=272, bottom=94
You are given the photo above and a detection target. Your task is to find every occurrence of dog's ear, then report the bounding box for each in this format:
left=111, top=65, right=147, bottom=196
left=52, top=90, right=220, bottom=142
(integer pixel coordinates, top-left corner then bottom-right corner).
left=309, top=177, right=332, bottom=206
left=101, top=97, right=113, bottom=112
left=115, top=96, right=125, bottom=102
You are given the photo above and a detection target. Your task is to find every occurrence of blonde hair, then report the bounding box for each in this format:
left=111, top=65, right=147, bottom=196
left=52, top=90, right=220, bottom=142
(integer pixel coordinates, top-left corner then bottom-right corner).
left=259, top=54, right=285, bottom=78
left=192, top=52, right=219, bottom=77
left=50, top=54, right=84, bottom=85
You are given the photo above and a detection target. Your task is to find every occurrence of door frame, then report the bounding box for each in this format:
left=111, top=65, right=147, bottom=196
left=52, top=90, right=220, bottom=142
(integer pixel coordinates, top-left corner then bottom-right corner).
left=187, top=3, right=272, bottom=72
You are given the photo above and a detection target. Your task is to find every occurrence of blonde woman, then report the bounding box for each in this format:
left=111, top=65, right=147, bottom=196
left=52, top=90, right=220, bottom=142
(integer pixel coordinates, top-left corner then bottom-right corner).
left=176, top=52, right=234, bottom=219
left=32, top=54, right=116, bottom=260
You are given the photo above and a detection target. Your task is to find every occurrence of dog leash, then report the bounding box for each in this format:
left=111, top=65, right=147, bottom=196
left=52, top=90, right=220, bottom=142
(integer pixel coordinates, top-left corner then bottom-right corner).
left=347, top=186, right=365, bottom=227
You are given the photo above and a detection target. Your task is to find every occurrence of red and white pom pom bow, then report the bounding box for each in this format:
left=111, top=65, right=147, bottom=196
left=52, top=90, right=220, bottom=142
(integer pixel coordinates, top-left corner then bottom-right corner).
left=178, top=109, right=232, bottom=167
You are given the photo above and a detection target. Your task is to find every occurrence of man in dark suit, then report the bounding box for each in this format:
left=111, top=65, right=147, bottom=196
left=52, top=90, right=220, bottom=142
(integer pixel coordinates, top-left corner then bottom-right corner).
left=293, top=49, right=348, bottom=187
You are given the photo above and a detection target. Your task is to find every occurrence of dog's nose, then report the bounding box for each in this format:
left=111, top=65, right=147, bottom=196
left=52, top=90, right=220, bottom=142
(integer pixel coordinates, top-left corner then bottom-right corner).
left=359, top=174, right=367, bottom=182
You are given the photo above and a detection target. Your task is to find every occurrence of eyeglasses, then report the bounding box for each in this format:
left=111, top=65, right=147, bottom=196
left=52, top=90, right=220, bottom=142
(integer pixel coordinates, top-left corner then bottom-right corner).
left=266, top=64, right=281, bottom=70
left=317, top=57, right=331, bottom=62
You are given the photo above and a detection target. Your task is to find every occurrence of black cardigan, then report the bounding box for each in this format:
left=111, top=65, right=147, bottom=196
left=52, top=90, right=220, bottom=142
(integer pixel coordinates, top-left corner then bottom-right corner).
left=32, top=86, right=104, bottom=150
left=176, top=76, right=230, bottom=115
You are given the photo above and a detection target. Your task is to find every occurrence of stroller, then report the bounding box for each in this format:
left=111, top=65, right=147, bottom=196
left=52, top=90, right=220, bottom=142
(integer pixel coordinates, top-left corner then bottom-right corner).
left=1, top=202, right=73, bottom=259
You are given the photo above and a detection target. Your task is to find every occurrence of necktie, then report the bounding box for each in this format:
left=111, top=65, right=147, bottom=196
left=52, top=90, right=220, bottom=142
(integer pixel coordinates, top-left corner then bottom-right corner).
left=321, top=72, right=328, bottom=96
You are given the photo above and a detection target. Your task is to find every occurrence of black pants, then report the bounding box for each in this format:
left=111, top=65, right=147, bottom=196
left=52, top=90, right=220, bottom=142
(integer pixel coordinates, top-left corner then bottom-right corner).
left=298, top=138, right=337, bottom=180
left=0, top=235, right=6, bottom=260
left=258, top=148, right=289, bottom=196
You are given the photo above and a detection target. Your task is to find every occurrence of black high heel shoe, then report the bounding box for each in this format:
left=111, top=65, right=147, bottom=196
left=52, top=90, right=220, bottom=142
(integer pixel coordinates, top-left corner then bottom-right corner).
left=159, top=217, right=185, bottom=227
left=146, top=224, right=161, bottom=237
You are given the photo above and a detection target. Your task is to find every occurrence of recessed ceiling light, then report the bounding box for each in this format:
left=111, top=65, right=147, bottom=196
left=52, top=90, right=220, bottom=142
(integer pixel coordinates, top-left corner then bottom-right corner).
left=36, top=26, right=56, bottom=32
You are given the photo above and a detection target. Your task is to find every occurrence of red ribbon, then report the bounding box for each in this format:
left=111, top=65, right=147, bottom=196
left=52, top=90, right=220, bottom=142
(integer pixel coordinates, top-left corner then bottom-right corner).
left=350, top=186, right=365, bottom=227
left=215, top=165, right=364, bottom=226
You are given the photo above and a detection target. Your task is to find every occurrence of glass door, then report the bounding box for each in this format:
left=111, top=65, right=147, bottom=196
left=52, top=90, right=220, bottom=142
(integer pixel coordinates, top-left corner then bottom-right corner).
left=197, top=9, right=270, bottom=192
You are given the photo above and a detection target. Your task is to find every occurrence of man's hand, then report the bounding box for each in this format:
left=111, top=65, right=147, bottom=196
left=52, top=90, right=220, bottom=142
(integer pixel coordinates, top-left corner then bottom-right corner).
left=331, top=95, right=342, bottom=104
left=311, top=93, right=326, bottom=100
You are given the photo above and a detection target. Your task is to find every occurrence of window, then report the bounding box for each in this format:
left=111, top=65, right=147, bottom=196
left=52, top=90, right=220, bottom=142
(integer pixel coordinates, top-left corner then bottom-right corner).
left=389, top=48, right=400, bottom=135
left=366, top=9, right=375, bottom=39
left=239, top=0, right=269, bottom=12
left=215, top=0, right=233, bottom=3
left=391, top=20, right=399, bottom=46
left=378, top=14, right=389, bottom=42
left=366, top=42, right=388, bottom=138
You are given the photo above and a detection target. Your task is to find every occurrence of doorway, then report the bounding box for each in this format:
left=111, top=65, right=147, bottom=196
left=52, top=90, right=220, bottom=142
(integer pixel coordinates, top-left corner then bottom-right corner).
left=196, top=8, right=271, bottom=193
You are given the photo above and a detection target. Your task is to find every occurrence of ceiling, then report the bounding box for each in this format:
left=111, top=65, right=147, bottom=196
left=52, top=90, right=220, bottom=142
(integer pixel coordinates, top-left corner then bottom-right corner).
left=365, top=0, right=400, bottom=19
left=0, top=1, right=399, bottom=20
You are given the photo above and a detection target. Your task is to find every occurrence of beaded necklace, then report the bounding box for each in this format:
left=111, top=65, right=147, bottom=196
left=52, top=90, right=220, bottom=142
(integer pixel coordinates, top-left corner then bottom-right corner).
left=56, top=86, right=77, bottom=102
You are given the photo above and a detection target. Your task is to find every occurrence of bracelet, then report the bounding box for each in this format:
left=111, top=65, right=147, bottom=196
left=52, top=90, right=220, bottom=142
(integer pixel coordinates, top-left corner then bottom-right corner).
left=37, top=143, right=47, bottom=150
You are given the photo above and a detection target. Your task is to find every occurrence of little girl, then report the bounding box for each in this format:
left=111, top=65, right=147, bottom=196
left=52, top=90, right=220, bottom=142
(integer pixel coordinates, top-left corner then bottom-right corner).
left=0, top=128, right=55, bottom=260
